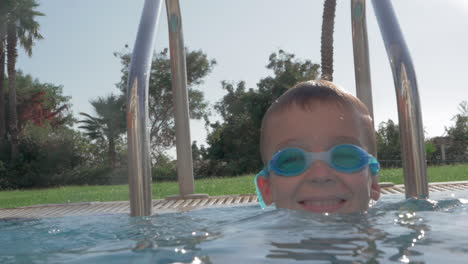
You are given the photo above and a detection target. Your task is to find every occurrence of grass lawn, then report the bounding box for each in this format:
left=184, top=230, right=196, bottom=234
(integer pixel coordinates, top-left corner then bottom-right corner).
left=0, top=164, right=467, bottom=209
left=378, top=163, right=468, bottom=184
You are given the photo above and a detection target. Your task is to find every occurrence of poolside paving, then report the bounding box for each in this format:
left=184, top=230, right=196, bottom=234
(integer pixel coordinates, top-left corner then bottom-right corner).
left=2, top=181, right=468, bottom=219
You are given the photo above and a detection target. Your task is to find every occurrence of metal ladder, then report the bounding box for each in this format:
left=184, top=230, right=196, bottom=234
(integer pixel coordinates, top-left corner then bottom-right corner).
left=127, top=0, right=429, bottom=216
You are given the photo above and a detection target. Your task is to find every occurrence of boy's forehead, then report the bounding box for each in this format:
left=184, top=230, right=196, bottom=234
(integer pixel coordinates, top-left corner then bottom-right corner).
left=267, top=101, right=363, bottom=125
left=262, top=104, right=371, bottom=158
left=273, top=135, right=363, bottom=152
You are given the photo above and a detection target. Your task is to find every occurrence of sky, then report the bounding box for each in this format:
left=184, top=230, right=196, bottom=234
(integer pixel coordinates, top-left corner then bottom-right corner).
left=18, top=0, right=468, bottom=150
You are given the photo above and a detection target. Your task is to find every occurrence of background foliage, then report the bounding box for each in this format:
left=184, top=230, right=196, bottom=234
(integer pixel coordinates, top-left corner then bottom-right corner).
left=0, top=0, right=466, bottom=189
left=115, top=48, right=216, bottom=159
left=201, top=50, right=320, bottom=176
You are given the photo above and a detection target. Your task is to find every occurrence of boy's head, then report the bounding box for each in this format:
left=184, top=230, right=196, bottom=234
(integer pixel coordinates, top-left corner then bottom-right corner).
left=256, top=80, right=380, bottom=214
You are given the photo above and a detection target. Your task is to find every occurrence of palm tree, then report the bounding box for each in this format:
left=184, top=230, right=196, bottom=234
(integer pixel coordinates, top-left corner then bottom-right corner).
left=0, top=1, right=14, bottom=143
left=320, top=0, right=336, bottom=81
left=79, top=94, right=126, bottom=168
left=0, top=32, right=6, bottom=143
left=6, top=0, right=44, bottom=160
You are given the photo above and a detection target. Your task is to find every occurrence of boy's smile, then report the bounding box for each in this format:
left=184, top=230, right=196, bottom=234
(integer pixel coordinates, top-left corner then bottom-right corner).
left=297, top=196, right=348, bottom=213
left=259, top=102, right=379, bottom=214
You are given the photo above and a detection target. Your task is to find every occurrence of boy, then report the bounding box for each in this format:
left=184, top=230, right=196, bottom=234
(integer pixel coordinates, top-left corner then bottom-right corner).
left=255, top=80, right=380, bottom=214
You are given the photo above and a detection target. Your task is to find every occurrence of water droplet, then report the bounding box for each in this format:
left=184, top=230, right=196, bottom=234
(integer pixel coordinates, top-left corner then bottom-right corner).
left=399, top=254, right=410, bottom=263
left=192, top=257, right=203, bottom=264
left=48, top=228, right=61, bottom=234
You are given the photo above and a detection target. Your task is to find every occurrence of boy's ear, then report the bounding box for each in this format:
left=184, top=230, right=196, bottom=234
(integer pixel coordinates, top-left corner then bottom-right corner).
left=370, top=176, right=380, bottom=201
left=257, top=175, right=273, bottom=205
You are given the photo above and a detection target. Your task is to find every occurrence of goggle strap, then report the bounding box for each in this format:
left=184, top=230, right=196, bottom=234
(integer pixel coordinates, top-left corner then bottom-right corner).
left=254, top=170, right=268, bottom=209
left=369, top=157, right=380, bottom=176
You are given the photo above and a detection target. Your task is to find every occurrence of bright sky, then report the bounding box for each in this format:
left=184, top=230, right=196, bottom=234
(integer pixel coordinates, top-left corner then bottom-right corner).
left=18, top=0, right=468, bottom=149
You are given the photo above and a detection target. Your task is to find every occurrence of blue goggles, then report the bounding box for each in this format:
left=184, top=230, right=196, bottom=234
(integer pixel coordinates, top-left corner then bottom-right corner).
left=254, top=144, right=380, bottom=209
left=266, top=144, right=379, bottom=177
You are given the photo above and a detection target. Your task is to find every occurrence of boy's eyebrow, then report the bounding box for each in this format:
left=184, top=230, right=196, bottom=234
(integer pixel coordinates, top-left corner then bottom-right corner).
left=274, top=136, right=362, bottom=151
left=274, top=139, right=309, bottom=151
left=328, top=136, right=362, bottom=147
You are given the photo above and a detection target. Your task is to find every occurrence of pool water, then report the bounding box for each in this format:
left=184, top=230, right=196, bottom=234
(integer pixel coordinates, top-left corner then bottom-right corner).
left=1, top=191, right=468, bottom=263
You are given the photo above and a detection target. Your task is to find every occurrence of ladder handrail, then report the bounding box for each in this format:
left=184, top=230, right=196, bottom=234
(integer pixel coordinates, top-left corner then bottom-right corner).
left=127, top=0, right=163, bottom=216
left=165, top=0, right=196, bottom=197
left=351, top=0, right=374, bottom=124
left=371, top=0, right=428, bottom=198
left=127, top=0, right=430, bottom=216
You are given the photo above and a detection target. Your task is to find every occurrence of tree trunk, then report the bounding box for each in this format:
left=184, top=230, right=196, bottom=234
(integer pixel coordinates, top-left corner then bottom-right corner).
left=0, top=37, right=6, bottom=141
left=108, top=137, right=116, bottom=168
left=321, top=0, right=337, bottom=81
left=7, top=22, right=19, bottom=160
left=0, top=21, right=6, bottom=142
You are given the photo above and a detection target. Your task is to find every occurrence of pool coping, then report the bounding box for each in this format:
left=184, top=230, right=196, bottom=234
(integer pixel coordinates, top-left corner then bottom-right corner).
left=2, top=181, right=468, bottom=219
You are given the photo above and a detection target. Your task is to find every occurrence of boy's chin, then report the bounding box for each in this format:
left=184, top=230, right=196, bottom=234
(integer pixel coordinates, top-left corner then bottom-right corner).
left=276, top=200, right=370, bottom=214
left=297, top=199, right=347, bottom=214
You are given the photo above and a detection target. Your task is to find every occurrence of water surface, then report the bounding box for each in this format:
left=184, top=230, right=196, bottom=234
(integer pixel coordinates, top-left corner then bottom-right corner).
left=1, top=191, right=467, bottom=263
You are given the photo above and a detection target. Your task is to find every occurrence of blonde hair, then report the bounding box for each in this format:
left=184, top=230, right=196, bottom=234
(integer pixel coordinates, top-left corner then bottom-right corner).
left=260, top=80, right=376, bottom=163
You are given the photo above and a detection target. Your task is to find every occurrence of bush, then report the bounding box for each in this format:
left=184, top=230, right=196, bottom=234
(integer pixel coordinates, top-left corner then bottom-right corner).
left=152, top=161, right=177, bottom=181
left=0, top=164, right=129, bottom=190
left=0, top=123, right=118, bottom=190
left=14, top=124, right=85, bottom=187
left=193, top=159, right=242, bottom=178
left=0, top=160, right=10, bottom=189
left=60, top=166, right=112, bottom=185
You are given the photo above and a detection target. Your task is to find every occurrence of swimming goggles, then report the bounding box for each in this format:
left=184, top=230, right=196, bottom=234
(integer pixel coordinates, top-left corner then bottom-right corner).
left=254, top=144, right=380, bottom=209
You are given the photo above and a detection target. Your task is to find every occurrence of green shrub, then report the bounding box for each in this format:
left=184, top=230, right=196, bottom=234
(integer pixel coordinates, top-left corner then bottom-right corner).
left=152, top=162, right=177, bottom=181
left=0, top=161, right=10, bottom=189
left=193, top=159, right=235, bottom=178
left=60, top=166, right=113, bottom=185
left=0, top=123, right=118, bottom=190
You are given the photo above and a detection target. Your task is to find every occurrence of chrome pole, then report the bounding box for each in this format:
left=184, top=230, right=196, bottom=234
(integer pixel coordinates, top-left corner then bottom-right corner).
left=372, top=0, right=428, bottom=198
left=351, top=0, right=374, bottom=121
left=127, top=0, right=163, bottom=216
left=165, top=0, right=195, bottom=196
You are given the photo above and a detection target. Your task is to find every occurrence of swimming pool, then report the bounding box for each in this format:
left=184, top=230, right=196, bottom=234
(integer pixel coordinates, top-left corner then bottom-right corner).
left=1, top=190, right=468, bottom=263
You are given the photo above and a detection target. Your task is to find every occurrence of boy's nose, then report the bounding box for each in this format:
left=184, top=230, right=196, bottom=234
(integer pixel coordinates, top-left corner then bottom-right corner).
left=304, top=160, right=336, bottom=184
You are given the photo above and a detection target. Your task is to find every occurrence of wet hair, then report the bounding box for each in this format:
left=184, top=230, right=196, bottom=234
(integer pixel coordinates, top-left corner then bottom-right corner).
left=260, top=80, right=376, bottom=163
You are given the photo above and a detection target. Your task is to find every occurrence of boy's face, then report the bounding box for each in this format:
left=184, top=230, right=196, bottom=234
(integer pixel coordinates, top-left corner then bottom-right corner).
left=259, top=102, right=380, bottom=214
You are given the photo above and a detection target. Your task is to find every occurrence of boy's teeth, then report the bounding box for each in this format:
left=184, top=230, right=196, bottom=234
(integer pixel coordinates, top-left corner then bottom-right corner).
left=303, top=200, right=341, bottom=206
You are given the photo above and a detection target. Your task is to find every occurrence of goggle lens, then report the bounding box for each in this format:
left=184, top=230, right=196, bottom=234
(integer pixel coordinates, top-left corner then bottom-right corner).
left=275, top=148, right=306, bottom=175
left=270, top=144, right=374, bottom=176
left=331, top=144, right=365, bottom=171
